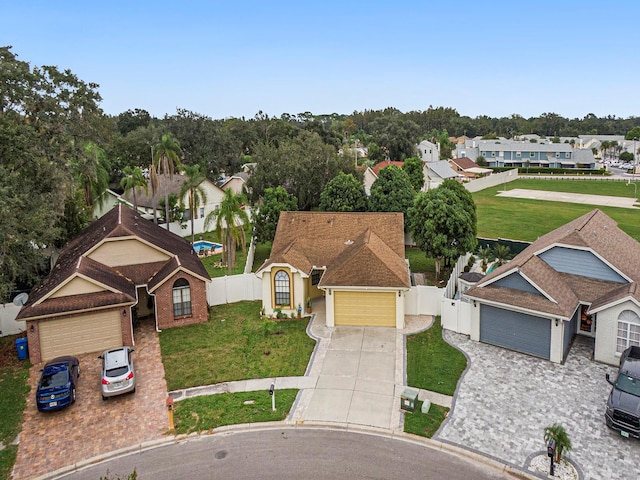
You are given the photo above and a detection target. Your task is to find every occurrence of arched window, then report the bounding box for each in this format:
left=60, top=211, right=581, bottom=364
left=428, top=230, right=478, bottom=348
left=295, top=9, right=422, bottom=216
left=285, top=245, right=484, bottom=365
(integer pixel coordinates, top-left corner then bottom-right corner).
left=274, top=270, right=290, bottom=306
left=172, top=278, right=192, bottom=317
left=617, top=310, right=640, bottom=353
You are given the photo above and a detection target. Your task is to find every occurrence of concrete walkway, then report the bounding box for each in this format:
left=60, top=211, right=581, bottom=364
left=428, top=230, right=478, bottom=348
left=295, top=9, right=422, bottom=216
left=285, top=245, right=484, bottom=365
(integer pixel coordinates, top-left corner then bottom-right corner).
left=170, top=299, right=452, bottom=432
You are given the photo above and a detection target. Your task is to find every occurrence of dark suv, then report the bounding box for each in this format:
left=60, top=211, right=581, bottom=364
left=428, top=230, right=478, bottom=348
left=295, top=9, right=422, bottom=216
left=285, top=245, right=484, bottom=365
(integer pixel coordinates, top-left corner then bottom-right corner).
left=36, top=356, right=80, bottom=412
left=605, top=346, right=640, bottom=438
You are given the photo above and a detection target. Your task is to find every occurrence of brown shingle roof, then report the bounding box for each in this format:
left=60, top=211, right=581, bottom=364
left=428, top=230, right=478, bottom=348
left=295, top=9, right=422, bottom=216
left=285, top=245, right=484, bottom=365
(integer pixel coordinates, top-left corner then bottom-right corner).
left=259, top=212, right=410, bottom=289
left=17, top=204, right=209, bottom=320
left=450, top=157, right=480, bottom=170
left=465, top=209, right=640, bottom=318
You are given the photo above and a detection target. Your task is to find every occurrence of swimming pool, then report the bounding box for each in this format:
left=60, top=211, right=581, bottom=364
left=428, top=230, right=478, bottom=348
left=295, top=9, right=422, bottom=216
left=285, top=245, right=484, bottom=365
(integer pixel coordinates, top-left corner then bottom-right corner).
left=192, top=240, right=223, bottom=253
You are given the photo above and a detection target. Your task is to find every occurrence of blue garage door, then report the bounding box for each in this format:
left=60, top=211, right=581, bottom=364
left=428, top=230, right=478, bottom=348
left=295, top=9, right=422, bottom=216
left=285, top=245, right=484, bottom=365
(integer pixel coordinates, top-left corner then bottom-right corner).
left=480, top=305, right=551, bottom=359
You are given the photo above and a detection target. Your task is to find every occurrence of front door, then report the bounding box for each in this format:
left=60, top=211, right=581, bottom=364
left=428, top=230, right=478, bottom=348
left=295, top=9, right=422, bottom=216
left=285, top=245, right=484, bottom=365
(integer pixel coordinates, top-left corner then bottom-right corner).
left=579, top=305, right=595, bottom=336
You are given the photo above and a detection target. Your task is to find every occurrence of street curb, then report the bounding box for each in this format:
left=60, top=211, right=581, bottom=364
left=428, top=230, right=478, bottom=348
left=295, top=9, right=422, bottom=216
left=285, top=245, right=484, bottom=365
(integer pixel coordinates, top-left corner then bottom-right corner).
left=41, top=421, right=541, bottom=480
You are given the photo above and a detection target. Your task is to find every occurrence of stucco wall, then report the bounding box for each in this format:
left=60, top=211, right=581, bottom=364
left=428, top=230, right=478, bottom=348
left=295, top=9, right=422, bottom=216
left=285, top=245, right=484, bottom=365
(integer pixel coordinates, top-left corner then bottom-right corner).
left=594, top=300, right=640, bottom=366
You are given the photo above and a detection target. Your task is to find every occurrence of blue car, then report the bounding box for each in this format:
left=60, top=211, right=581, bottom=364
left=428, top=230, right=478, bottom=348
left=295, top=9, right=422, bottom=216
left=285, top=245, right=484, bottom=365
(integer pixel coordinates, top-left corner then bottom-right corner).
left=36, top=356, right=80, bottom=412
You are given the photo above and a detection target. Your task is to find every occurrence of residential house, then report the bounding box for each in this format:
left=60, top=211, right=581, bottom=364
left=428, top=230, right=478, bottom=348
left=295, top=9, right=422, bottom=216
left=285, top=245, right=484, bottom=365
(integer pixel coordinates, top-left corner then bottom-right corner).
left=424, top=160, right=461, bottom=191
left=464, top=209, right=640, bottom=365
left=255, top=212, right=411, bottom=328
left=449, top=157, right=492, bottom=180
left=217, top=171, right=250, bottom=195
left=126, top=173, right=226, bottom=234
left=16, top=204, right=211, bottom=363
left=361, top=166, right=378, bottom=195
left=417, top=140, right=440, bottom=163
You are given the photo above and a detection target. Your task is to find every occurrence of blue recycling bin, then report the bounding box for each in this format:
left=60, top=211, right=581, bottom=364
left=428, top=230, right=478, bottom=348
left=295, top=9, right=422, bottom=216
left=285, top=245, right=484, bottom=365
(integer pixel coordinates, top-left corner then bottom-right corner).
left=15, top=337, right=28, bottom=360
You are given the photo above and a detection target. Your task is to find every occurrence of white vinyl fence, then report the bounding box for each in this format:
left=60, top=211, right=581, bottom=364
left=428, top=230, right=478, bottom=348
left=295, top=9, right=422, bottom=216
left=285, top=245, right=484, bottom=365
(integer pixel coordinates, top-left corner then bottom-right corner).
left=0, top=303, right=25, bottom=337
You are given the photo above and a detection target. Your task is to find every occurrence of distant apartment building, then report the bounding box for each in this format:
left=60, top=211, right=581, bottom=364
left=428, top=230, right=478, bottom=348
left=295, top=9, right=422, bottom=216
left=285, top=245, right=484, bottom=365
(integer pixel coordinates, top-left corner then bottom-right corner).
left=456, top=139, right=596, bottom=169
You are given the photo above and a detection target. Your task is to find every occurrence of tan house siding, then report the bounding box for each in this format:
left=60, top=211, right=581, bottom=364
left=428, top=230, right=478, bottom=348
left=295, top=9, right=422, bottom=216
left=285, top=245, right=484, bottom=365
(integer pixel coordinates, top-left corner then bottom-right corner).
left=50, top=277, right=107, bottom=298
left=155, top=272, right=208, bottom=329
left=26, top=307, right=131, bottom=364
left=89, top=239, right=171, bottom=267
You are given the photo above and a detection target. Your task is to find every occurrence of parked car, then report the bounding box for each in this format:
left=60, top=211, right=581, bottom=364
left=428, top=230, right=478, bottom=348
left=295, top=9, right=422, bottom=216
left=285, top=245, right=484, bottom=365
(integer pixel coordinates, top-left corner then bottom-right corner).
left=36, top=356, right=80, bottom=412
left=99, top=346, right=135, bottom=400
left=605, top=345, right=640, bottom=438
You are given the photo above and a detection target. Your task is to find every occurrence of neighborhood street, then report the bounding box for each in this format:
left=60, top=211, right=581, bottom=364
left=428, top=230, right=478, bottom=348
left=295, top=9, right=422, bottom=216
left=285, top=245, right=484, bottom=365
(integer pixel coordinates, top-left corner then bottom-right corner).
left=55, top=428, right=512, bottom=480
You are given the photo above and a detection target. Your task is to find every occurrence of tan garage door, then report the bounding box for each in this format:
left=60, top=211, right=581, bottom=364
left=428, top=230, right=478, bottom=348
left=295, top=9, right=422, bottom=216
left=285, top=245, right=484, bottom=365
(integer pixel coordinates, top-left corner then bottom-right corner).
left=334, top=291, right=396, bottom=327
left=39, top=309, right=123, bottom=361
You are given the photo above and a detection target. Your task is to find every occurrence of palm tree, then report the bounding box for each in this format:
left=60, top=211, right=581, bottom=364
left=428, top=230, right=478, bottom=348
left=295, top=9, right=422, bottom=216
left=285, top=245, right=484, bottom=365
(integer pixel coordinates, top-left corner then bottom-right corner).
left=492, top=244, right=513, bottom=267
left=153, top=133, right=182, bottom=230
left=149, top=160, right=159, bottom=224
left=120, top=166, right=148, bottom=212
left=478, top=246, right=494, bottom=274
left=71, top=141, right=110, bottom=210
left=204, top=189, right=250, bottom=275
left=179, top=164, right=207, bottom=243
left=544, top=424, right=572, bottom=463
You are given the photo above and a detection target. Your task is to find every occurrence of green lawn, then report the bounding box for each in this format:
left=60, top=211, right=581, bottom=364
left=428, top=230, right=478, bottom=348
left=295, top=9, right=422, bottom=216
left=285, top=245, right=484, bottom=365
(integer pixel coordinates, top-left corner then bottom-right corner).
left=252, top=241, right=272, bottom=272
left=474, top=179, right=640, bottom=242
left=159, top=301, right=316, bottom=391
left=406, top=317, right=467, bottom=396
left=403, top=401, right=449, bottom=438
left=0, top=337, right=30, bottom=480
left=173, top=389, right=298, bottom=435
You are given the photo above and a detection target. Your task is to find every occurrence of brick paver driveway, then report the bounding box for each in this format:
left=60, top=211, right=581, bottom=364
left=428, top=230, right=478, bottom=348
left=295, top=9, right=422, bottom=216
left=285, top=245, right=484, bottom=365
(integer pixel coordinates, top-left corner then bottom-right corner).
left=438, top=332, right=640, bottom=480
left=12, top=320, right=168, bottom=480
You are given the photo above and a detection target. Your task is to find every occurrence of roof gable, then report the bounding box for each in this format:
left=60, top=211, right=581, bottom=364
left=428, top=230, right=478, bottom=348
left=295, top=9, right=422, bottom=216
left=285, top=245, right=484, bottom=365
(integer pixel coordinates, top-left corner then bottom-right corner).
left=466, top=209, right=640, bottom=317
left=259, top=212, right=409, bottom=289
left=17, top=204, right=209, bottom=320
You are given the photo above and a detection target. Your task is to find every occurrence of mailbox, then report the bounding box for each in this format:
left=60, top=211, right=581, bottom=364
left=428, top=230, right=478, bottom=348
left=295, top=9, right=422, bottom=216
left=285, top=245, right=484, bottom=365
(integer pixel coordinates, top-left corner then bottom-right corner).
left=547, top=439, right=556, bottom=458
left=269, top=384, right=275, bottom=396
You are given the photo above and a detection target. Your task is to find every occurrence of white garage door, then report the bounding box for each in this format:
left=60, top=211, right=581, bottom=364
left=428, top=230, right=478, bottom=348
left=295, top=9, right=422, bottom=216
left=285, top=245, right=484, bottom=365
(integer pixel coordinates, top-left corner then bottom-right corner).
left=39, top=309, right=124, bottom=361
left=334, top=291, right=396, bottom=327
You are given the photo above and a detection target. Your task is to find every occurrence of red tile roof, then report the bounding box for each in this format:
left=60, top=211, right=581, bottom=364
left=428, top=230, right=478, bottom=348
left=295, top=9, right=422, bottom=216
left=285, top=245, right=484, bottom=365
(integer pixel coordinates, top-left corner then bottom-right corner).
left=372, top=161, right=404, bottom=176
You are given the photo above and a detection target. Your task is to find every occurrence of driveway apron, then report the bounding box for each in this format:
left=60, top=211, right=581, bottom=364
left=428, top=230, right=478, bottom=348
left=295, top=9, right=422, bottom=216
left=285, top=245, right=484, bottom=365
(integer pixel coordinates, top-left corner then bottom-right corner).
left=12, top=319, right=168, bottom=480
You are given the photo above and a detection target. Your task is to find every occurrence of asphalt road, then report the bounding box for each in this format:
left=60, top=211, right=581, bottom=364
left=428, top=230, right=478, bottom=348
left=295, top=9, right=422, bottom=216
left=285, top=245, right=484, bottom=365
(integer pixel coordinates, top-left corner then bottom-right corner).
left=56, top=428, right=514, bottom=480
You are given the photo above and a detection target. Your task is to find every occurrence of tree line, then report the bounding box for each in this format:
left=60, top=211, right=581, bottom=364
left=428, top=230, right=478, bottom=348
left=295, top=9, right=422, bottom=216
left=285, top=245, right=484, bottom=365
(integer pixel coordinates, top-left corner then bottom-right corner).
left=2, top=45, right=637, bottom=300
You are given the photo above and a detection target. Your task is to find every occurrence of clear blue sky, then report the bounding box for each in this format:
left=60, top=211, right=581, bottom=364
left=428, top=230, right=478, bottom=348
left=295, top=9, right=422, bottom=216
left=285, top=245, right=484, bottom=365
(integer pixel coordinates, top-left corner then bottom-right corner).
left=2, top=1, right=638, bottom=120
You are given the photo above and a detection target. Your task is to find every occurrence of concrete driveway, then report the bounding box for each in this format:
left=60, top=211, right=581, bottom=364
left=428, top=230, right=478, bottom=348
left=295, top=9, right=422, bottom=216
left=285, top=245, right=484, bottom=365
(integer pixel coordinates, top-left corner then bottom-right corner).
left=437, top=332, right=640, bottom=480
left=12, top=320, right=168, bottom=480
left=296, top=326, right=400, bottom=430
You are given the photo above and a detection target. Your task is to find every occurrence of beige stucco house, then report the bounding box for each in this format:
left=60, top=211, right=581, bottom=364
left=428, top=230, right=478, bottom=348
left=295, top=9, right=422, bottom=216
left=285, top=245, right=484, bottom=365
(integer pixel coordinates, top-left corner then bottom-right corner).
left=16, top=204, right=211, bottom=364
left=255, top=211, right=411, bottom=328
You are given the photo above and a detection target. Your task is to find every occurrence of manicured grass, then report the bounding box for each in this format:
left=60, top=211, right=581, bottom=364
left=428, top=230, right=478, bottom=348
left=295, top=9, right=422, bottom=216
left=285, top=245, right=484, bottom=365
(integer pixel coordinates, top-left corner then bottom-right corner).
left=0, top=338, right=30, bottom=480
left=403, top=401, right=449, bottom=438
left=194, top=227, right=251, bottom=278
left=406, top=318, right=466, bottom=396
left=474, top=179, right=640, bottom=242
left=173, top=389, right=298, bottom=435
left=159, top=301, right=316, bottom=391
left=405, top=247, right=440, bottom=285
left=252, top=241, right=272, bottom=272
left=200, top=248, right=248, bottom=278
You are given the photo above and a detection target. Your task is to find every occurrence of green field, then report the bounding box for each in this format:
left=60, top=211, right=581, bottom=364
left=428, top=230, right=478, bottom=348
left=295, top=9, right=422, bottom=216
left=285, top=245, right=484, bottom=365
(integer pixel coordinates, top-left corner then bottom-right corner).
left=474, top=179, right=640, bottom=242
